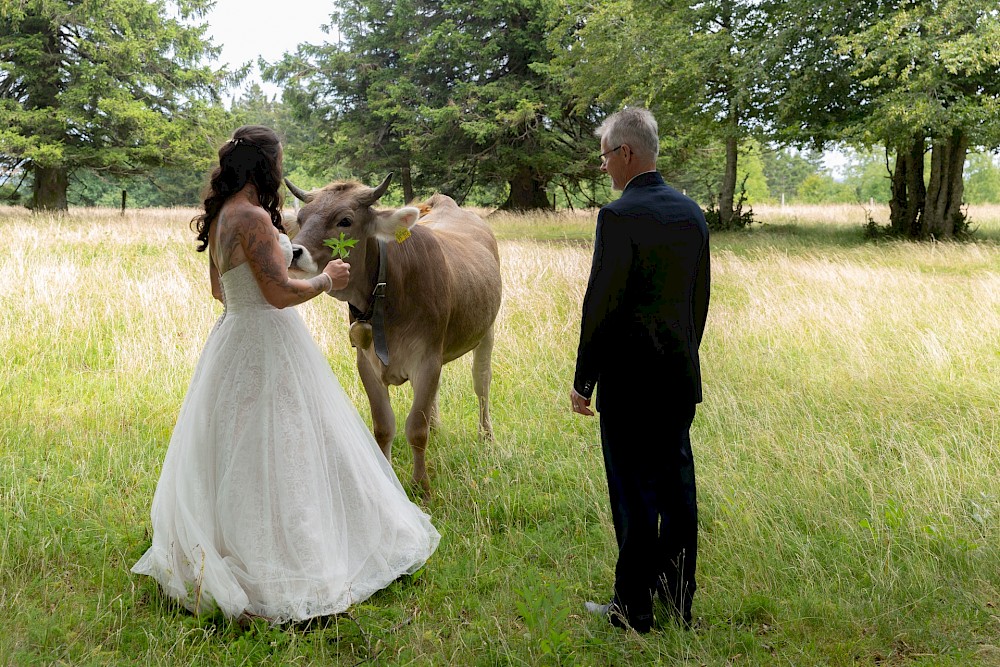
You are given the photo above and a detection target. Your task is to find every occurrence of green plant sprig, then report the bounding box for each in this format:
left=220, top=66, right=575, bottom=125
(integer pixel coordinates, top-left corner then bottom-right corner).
left=323, top=232, right=358, bottom=259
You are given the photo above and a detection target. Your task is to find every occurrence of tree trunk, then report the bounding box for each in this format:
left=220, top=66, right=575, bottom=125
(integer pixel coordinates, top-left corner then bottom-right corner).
left=889, top=137, right=925, bottom=238
left=718, top=122, right=738, bottom=227
left=400, top=164, right=415, bottom=203
left=21, top=14, right=68, bottom=212
left=923, top=129, right=968, bottom=239
left=500, top=165, right=550, bottom=211
left=32, top=165, right=68, bottom=211
left=716, top=1, right=738, bottom=228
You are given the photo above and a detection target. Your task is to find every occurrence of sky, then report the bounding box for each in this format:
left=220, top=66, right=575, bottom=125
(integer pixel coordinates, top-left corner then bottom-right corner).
left=203, top=0, right=336, bottom=99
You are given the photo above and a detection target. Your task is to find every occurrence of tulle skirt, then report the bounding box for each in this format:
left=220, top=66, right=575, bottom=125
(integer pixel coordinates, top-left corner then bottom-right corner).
left=132, top=304, right=440, bottom=622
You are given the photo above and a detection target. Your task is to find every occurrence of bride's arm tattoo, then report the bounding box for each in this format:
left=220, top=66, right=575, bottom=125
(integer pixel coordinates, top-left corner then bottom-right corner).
left=243, top=220, right=329, bottom=308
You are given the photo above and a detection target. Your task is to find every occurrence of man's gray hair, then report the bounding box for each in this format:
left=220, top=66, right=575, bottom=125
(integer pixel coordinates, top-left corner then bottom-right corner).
left=596, top=107, right=659, bottom=162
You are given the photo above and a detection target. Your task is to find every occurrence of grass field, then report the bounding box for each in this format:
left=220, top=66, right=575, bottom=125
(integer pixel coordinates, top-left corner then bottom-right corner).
left=2, top=202, right=1000, bottom=665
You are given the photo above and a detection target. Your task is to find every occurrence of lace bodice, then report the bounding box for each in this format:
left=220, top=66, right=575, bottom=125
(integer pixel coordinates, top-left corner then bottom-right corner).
left=220, top=233, right=294, bottom=312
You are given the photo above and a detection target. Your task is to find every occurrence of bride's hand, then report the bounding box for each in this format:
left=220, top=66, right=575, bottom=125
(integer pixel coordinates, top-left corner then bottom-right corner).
left=323, top=259, right=350, bottom=291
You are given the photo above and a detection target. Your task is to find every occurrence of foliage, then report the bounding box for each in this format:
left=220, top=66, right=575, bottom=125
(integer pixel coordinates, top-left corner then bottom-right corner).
left=769, top=0, right=1000, bottom=237
left=762, top=0, right=873, bottom=149
left=514, top=573, right=572, bottom=663
left=760, top=146, right=826, bottom=202
left=0, top=0, right=235, bottom=209
left=265, top=0, right=599, bottom=210
left=69, top=168, right=206, bottom=208
left=797, top=173, right=857, bottom=204
left=703, top=203, right=756, bottom=231
left=323, top=232, right=359, bottom=260
left=737, top=141, right=770, bottom=204
left=834, top=0, right=1000, bottom=151
left=704, top=171, right=758, bottom=230
left=841, top=148, right=893, bottom=204
left=964, top=152, right=1000, bottom=204
left=230, top=84, right=355, bottom=197
left=550, top=0, right=776, bottom=222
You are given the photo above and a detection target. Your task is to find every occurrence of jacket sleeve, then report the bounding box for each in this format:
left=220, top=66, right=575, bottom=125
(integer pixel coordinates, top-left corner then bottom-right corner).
left=692, top=237, right=711, bottom=347
left=573, top=208, right=632, bottom=399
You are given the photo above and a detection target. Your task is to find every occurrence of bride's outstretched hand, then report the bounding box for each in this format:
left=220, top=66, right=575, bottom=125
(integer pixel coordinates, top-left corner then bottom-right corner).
left=323, top=259, right=350, bottom=292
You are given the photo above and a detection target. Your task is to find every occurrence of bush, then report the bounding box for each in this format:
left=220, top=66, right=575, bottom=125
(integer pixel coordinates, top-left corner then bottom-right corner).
left=704, top=204, right=757, bottom=231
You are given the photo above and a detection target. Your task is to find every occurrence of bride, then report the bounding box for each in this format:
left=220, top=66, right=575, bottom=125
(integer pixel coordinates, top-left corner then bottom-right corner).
left=132, top=125, right=440, bottom=623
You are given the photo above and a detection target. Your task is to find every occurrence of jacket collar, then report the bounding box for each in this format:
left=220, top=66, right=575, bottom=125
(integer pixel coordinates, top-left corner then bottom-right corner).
left=623, top=170, right=664, bottom=192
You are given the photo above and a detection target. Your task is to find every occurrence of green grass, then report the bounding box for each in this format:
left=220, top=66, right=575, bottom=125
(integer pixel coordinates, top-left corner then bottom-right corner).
left=3, top=204, right=1000, bottom=665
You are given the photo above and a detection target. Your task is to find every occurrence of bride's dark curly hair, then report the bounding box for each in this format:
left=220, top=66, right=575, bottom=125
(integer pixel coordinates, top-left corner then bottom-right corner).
left=191, top=125, right=286, bottom=252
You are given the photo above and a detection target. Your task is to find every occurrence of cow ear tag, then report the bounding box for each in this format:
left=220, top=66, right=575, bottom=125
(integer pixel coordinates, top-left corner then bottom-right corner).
left=395, top=227, right=412, bottom=243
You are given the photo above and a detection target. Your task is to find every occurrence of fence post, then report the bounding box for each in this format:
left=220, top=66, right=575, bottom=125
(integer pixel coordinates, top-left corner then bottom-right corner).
left=121, top=190, right=127, bottom=215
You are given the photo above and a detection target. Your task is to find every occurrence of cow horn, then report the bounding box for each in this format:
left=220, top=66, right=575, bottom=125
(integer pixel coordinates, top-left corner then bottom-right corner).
left=362, top=173, right=393, bottom=206
left=284, top=178, right=314, bottom=203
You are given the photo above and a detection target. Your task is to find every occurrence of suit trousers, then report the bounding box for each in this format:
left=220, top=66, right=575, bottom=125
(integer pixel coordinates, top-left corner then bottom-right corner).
left=599, top=401, right=698, bottom=624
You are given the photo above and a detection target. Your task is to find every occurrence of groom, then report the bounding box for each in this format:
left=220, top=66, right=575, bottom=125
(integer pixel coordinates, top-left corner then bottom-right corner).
left=570, top=107, right=711, bottom=632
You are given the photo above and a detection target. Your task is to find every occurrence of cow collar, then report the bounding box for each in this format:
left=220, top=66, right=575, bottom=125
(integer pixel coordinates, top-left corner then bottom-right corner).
left=348, top=238, right=390, bottom=365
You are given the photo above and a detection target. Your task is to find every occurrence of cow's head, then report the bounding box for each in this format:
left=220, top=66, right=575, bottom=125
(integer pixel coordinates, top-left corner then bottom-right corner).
left=285, top=173, right=419, bottom=299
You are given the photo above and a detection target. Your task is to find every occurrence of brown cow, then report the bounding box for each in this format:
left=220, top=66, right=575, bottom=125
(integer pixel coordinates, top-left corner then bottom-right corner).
left=285, top=174, right=502, bottom=496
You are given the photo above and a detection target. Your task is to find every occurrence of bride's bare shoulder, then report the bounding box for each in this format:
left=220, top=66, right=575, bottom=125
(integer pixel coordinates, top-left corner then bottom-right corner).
left=213, top=200, right=275, bottom=272
left=219, top=198, right=272, bottom=231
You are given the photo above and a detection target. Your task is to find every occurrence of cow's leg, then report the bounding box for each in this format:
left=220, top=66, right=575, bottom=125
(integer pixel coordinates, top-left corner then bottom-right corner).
left=406, top=360, right=442, bottom=497
left=357, top=351, right=395, bottom=460
left=472, top=324, right=495, bottom=440
left=428, top=394, right=440, bottom=431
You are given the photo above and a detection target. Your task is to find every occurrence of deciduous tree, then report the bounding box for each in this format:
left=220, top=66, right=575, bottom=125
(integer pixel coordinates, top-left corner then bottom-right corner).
left=769, top=0, right=1000, bottom=238
left=839, top=1, right=1000, bottom=238
left=550, top=0, right=774, bottom=222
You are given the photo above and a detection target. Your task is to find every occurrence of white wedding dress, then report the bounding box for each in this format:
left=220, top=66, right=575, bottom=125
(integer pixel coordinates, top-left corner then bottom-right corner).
left=132, top=234, right=439, bottom=623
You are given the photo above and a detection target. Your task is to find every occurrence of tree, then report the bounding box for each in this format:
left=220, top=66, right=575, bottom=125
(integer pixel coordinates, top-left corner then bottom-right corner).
left=228, top=84, right=353, bottom=198
left=0, top=0, right=232, bottom=210
left=760, top=146, right=825, bottom=203
left=841, top=148, right=892, bottom=205
left=770, top=0, right=1000, bottom=238
left=737, top=141, right=769, bottom=204
left=797, top=173, right=855, bottom=203
left=550, top=0, right=774, bottom=221
left=964, top=152, right=1000, bottom=204
left=267, top=0, right=598, bottom=210
left=70, top=167, right=204, bottom=207
left=836, top=0, right=1000, bottom=238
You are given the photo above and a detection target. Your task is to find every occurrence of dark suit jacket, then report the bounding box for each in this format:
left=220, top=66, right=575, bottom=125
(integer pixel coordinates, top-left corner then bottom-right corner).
left=573, top=171, right=710, bottom=413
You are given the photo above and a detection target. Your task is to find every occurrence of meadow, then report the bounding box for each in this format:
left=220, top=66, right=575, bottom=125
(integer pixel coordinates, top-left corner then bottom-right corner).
left=2, top=202, right=1000, bottom=666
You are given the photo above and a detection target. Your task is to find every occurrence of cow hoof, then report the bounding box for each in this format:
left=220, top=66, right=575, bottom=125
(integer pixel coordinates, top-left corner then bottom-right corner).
left=412, top=477, right=432, bottom=502
left=349, top=321, right=373, bottom=349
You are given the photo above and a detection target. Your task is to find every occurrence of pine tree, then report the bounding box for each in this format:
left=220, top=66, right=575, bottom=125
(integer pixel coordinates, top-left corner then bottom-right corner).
left=0, top=0, right=232, bottom=210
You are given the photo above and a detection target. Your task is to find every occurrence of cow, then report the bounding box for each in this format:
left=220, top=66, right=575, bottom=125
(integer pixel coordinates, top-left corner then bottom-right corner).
left=285, top=174, right=502, bottom=496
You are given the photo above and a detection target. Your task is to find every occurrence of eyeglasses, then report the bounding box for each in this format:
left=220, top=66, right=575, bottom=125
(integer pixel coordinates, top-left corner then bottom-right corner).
left=599, top=145, right=623, bottom=165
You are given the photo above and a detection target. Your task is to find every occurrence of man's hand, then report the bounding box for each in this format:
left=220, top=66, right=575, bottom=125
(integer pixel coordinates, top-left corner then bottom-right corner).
left=570, top=388, right=594, bottom=416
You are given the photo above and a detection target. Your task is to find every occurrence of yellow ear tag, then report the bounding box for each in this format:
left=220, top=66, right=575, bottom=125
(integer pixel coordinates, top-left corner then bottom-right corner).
left=395, top=227, right=412, bottom=243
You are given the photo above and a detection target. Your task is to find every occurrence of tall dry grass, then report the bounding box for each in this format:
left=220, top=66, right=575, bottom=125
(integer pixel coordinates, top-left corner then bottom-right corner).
left=3, top=204, right=1000, bottom=665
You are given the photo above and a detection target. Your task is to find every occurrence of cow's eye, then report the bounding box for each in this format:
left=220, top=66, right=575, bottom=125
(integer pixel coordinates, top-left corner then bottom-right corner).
left=337, top=217, right=353, bottom=228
